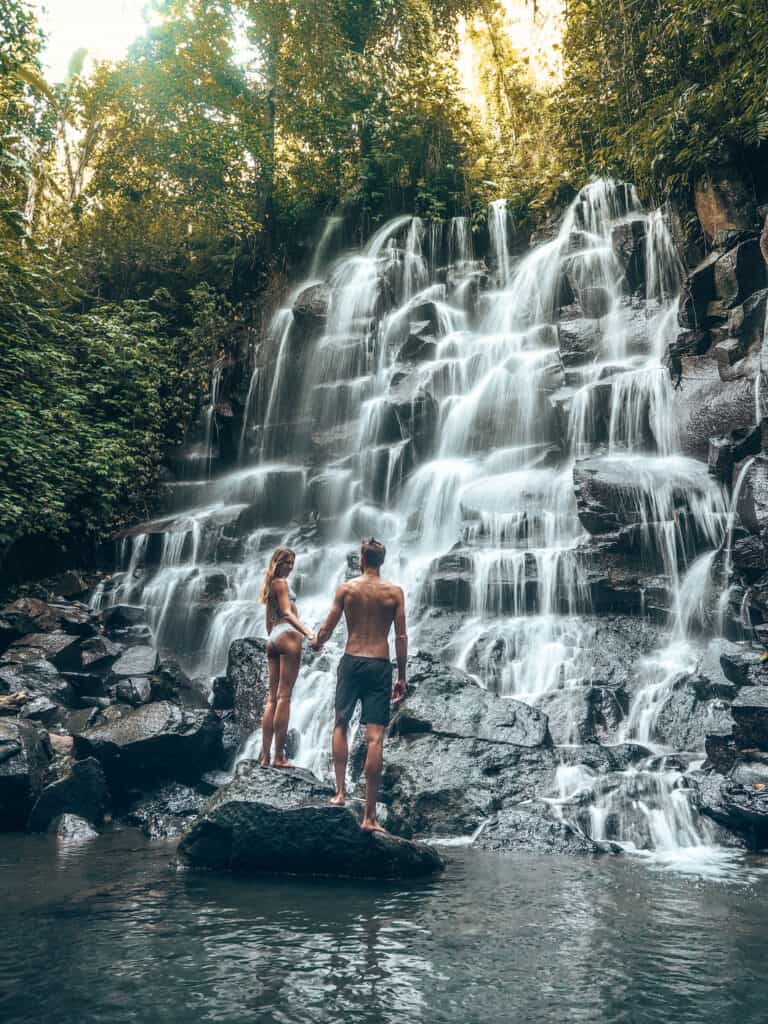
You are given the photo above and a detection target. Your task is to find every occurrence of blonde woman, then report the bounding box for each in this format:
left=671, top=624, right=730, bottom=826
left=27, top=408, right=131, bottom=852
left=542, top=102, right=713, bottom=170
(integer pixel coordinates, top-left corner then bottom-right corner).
left=258, top=547, right=316, bottom=767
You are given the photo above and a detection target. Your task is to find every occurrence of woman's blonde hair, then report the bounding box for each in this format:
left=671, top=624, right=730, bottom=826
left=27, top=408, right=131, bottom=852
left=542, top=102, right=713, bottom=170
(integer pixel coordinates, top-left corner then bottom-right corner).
left=259, top=547, right=295, bottom=604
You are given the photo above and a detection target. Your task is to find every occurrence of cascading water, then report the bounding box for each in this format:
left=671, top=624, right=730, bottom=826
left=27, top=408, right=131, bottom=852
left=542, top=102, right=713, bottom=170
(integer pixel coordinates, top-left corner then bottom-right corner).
left=105, top=179, right=744, bottom=866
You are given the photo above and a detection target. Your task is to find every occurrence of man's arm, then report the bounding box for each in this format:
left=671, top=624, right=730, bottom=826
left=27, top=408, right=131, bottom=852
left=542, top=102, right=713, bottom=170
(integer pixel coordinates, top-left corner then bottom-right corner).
left=392, top=587, right=407, bottom=704
left=314, top=585, right=346, bottom=649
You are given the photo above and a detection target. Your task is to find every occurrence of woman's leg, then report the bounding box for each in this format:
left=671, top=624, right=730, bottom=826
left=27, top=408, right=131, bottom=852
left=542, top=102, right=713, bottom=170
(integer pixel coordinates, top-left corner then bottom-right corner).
left=261, top=646, right=280, bottom=766
left=272, top=633, right=302, bottom=766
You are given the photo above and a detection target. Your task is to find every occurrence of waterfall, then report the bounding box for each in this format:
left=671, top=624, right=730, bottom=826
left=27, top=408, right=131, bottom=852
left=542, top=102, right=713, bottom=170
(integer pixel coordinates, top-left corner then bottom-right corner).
left=102, top=179, right=743, bottom=859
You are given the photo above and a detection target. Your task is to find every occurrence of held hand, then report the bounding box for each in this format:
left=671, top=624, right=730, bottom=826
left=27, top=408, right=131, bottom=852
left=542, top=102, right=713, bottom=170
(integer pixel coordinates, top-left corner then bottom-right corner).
left=308, top=633, right=320, bottom=650
left=392, top=677, right=406, bottom=705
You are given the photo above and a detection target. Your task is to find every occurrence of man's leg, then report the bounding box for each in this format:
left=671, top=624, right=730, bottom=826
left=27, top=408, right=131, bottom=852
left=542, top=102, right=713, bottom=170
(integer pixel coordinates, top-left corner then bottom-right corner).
left=331, top=719, right=348, bottom=805
left=361, top=723, right=386, bottom=832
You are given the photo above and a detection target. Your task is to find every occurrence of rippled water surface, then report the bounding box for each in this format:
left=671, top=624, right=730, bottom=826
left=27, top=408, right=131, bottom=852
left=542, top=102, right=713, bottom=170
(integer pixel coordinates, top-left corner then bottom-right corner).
left=3, top=833, right=768, bottom=1023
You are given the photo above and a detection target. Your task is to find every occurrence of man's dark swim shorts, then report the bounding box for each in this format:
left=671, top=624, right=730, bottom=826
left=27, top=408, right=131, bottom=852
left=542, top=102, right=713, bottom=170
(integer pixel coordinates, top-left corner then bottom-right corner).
left=335, top=653, right=393, bottom=726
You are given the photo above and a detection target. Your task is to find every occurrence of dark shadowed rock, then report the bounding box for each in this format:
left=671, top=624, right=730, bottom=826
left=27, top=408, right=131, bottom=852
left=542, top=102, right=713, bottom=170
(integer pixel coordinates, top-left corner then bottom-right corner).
left=126, top=782, right=210, bottom=840
left=475, top=804, right=611, bottom=855
left=19, top=695, right=60, bottom=724
left=7, top=631, right=81, bottom=671
left=226, top=638, right=269, bottom=743
left=212, top=674, right=234, bottom=710
left=292, top=282, right=329, bottom=332
left=705, top=731, right=737, bottom=775
left=78, top=635, right=123, bottom=673
left=720, top=645, right=768, bottom=688
left=0, top=719, right=50, bottom=831
left=28, top=755, right=110, bottom=831
left=652, top=679, right=734, bottom=751
left=115, top=677, right=152, bottom=706
left=178, top=763, right=444, bottom=878
left=74, top=701, right=223, bottom=795
left=696, top=771, right=768, bottom=847
left=101, top=604, right=148, bottom=630
left=731, top=687, right=768, bottom=751
left=736, top=456, right=768, bottom=535
left=714, top=237, right=766, bottom=308
left=557, top=316, right=601, bottom=366
left=678, top=252, right=720, bottom=329
left=0, top=658, right=70, bottom=703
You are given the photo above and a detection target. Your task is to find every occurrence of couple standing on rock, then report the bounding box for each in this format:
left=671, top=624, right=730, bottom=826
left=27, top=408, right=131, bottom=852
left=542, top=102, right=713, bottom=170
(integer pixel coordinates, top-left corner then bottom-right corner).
left=258, top=538, right=407, bottom=833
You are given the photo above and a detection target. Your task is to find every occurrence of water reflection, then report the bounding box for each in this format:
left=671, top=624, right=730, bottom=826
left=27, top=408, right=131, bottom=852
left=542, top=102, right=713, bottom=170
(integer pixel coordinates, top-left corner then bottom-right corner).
left=2, top=833, right=768, bottom=1023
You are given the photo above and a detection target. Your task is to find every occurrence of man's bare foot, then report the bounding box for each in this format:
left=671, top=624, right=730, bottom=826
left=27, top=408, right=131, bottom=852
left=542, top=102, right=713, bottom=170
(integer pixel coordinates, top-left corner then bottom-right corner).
left=271, top=758, right=294, bottom=768
left=360, top=818, right=388, bottom=834
left=330, top=792, right=346, bottom=806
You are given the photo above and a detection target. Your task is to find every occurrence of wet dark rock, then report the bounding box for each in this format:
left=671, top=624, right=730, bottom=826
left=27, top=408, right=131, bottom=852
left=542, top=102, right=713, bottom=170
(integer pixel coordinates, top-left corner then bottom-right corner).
left=720, top=646, right=768, bottom=689
left=292, top=282, right=329, bottom=332
left=397, top=326, right=437, bottom=364
left=557, top=316, right=601, bottom=366
left=226, top=638, right=269, bottom=743
left=731, top=687, right=768, bottom=751
left=705, top=731, right=737, bottom=775
left=714, top=237, right=766, bottom=308
left=115, top=677, right=152, bottom=706
left=678, top=252, right=720, bottom=329
left=28, top=755, right=110, bottom=831
left=575, top=285, right=613, bottom=320
left=6, top=631, right=81, bottom=671
left=730, top=535, right=768, bottom=574
left=150, top=658, right=192, bottom=702
left=110, top=645, right=158, bottom=679
left=19, top=696, right=60, bottom=724
left=736, top=456, right=768, bottom=534
left=388, top=376, right=438, bottom=459
left=0, top=719, right=50, bottom=831
left=78, top=635, right=124, bottom=673
left=178, top=763, right=444, bottom=879
left=0, top=659, right=71, bottom=704
left=73, top=701, right=223, bottom=796
left=390, top=657, right=551, bottom=748
left=212, top=674, right=233, bottom=710
left=696, top=771, right=768, bottom=847
left=708, top=425, right=762, bottom=483
left=726, top=289, right=768, bottom=351
left=126, top=782, right=209, bottom=840
left=381, top=734, right=557, bottom=838
left=475, top=804, right=611, bottom=855
left=652, top=678, right=733, bottom=752
left=611, top=218, right=647, bottom=293
left=101, top=604, right=148, bottom=630
left=50, top=813, right=98, bottom=841
left=107, top=624, right=154, bottom=647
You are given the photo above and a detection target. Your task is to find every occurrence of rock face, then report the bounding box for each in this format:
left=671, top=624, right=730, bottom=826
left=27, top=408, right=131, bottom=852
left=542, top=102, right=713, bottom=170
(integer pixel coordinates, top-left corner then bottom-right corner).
left=475, top=804, right=610, bottom=855
left=696, top=772, right=768, bottom=846
left=380, top=656, right=556, bottom=837
left=28, top=755, right=110, bottom=831
left=74, top=701, right=223, bottom=796
left=0, top=719, right=50, bottom=831
left=226, top=638, right=269, bottom=743
left=178, top=763, right=445, bottom=879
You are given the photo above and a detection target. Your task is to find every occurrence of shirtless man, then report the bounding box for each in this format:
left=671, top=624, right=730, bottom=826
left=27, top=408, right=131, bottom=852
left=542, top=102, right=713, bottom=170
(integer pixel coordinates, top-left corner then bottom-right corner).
left=313, top=538, right=407, bottom=832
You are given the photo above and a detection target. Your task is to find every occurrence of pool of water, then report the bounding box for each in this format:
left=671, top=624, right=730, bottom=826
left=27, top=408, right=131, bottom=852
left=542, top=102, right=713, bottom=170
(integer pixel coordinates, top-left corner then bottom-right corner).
left=2, top=831, right=768, bottom=1024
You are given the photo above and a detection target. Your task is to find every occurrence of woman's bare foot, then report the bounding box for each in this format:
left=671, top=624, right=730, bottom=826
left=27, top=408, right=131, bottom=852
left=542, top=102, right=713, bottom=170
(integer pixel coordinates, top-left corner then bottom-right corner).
left=360, top=818, right=388, bottom=834
left=258, top=755, right=270, bottom=768
left=330, top=792, right=346, bottom=806
left=271, top=758, right=294, bottom=768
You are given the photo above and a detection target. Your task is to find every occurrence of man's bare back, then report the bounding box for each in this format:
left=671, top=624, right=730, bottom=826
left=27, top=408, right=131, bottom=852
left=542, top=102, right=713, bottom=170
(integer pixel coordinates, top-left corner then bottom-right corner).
left=339, top=574, right=403, bottom=659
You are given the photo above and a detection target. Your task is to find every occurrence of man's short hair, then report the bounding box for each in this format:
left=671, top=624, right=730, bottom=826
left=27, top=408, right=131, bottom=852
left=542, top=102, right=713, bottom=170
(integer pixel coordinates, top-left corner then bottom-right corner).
left=361, top=537, right=386, bottom=568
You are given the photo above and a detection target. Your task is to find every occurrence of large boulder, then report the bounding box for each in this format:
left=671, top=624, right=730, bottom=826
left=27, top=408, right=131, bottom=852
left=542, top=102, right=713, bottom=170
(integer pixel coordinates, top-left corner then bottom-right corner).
left=292, top=282, right=329, bottom=335
left=714, top=237, right=766, bottom=309
left=125, top=781, right=210, bottom=840
left=0, top=719, right=50, bottom=831
left=27, top=755, right=110, bottom=831
left=177, top=763, right=445, bottom=879
left=5, top=631, right=81, bottom=671
left=226, top=638, right=269, bottom=744
left=380, top=655, right=556, bottom=837
left=696, top=771, right=768, bottom=847
left=110, top=645, right=158, bottom=679
left=475, top=804, right=610, bottom=855
left=73, top=701, right=223, bottom=795
left=731, top=687, right=768, bottom=751
left=678, top=252, right=720, bottom=329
